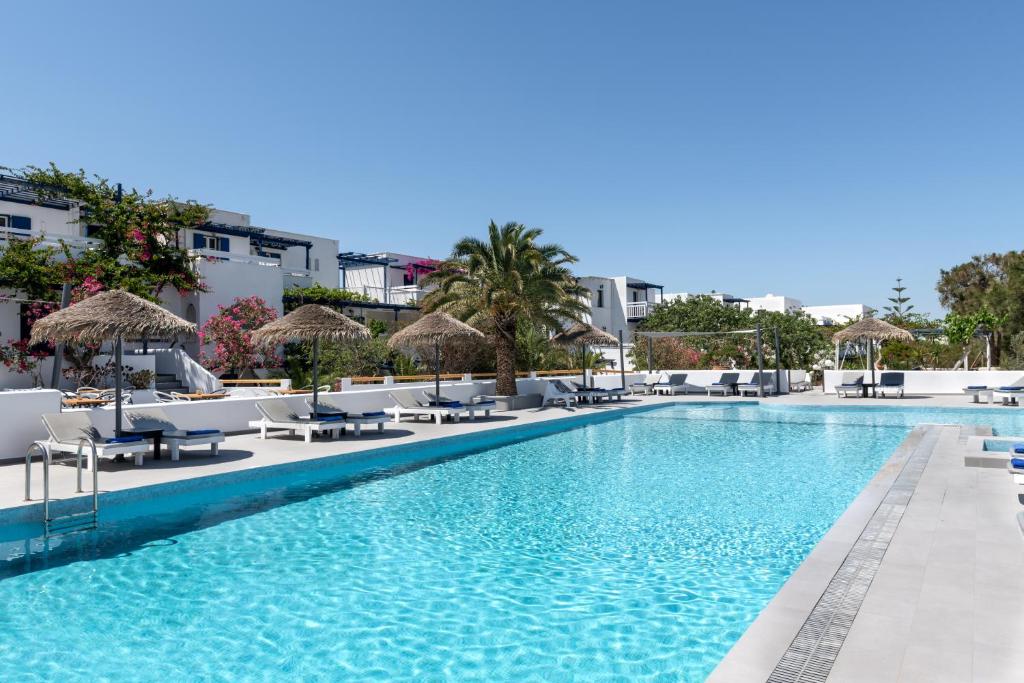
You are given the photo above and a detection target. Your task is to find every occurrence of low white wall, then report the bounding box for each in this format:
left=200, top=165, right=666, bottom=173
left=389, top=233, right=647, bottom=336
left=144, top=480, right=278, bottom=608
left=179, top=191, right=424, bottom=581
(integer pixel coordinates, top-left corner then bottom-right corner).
left=824, top=369, right=1024, bottom=395
left=0, top=389, right=62, bottom=460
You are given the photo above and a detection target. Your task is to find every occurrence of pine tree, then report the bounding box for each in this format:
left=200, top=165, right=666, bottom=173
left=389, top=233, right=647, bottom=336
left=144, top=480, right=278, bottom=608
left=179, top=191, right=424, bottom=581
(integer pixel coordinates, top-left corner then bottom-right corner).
left=883, top=277, right=914, bottom=323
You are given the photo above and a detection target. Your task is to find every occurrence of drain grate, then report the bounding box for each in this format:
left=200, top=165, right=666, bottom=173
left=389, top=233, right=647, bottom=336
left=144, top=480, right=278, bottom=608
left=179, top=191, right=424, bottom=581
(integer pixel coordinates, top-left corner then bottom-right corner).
left=766, top=426, right=941, bottom=683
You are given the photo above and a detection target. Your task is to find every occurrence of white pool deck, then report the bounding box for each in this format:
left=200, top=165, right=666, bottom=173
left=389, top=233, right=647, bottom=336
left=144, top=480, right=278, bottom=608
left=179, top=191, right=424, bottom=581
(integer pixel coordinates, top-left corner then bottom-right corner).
left=4, top=389, right=1024, bottom=682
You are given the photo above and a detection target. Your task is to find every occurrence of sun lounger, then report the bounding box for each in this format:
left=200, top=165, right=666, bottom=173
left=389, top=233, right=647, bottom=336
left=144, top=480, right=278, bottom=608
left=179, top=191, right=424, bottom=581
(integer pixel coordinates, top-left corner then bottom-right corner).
left=41, top=412, right=152, bottom=467
left=789, top=370, right=811, bottom=392
left=124, top=407, right=224, bottom=459
left=305, top=398, right=390, bottom=436
left=250, top=398, right=345, bottom=443
left=551, top=380, right=600, bottom=404
left=389, top=390, right=468, bottom=424
left=629, top=373, right=664, bottom=395
left=651, top=373, right=703, bottom=396
left=543, top=380, right=576, bottom=408
left=422, top=391, right=496, bottom=419
left=835, top=373, right=864, bottom=398
left=962, top=385, right=995, bottom=404
left=737, top=372, right=776, bottom=397
left=570, top=381, right=626, bottom=402
left=876, top=372, right=905, bottom=398
left=706, top=372, right=740, bottom=397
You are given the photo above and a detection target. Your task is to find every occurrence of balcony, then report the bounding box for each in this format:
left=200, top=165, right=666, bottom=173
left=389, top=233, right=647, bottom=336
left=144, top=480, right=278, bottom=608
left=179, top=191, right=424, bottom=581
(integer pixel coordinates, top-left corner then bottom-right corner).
left=0, top=228, right=102, bottom=253
left=346, top=285, right=426, bottom=306
left=188, top=248, right=311, bottom=278
left=626, top=301, right=651, bottom=320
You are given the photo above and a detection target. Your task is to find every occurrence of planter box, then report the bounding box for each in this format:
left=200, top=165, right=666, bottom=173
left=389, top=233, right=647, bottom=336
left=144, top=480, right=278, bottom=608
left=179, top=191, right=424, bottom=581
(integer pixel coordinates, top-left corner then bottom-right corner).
left=485, top=394, right=543, bottom=411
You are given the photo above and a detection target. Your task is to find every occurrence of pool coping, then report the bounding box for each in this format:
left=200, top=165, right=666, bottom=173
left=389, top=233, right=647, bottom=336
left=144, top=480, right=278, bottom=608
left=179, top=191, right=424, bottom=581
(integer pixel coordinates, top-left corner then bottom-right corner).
left=705, top=423, right=944, bottom=682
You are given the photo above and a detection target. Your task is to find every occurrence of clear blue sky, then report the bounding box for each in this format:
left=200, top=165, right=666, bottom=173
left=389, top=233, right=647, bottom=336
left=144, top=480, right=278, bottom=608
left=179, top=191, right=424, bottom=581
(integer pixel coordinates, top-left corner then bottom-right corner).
left=6, top=1, right=1022, bottom=317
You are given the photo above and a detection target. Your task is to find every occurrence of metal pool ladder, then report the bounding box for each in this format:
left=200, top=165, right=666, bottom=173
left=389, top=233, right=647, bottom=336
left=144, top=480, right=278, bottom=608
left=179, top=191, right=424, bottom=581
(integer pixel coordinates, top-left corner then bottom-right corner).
left=25, top=439, right=100, bottom=537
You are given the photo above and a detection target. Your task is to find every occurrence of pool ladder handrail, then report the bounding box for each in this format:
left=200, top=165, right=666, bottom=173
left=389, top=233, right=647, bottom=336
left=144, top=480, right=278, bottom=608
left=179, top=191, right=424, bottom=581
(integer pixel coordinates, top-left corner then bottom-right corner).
left=24, top=438, right=100, bottom=538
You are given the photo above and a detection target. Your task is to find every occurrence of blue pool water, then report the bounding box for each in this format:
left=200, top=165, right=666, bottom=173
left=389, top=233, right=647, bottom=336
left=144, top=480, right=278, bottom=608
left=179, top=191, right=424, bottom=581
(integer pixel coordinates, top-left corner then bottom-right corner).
left=0, top=403, right=1003, bottom=681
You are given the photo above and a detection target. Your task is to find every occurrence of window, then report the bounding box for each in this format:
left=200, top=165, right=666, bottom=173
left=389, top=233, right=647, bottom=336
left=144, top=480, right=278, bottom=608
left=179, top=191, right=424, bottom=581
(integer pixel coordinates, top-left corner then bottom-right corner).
left=596, top=287, right=604, bottom=308
left=314, top=258, right=320, bottom=272
left=193, top=233, right=229, bottom=251
left=0, top=215, right=31, bottom=230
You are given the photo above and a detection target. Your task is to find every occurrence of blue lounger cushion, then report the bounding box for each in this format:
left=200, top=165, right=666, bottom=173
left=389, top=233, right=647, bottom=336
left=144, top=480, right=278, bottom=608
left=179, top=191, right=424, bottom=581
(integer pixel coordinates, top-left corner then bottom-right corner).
left=351, top=411, right=386, bottom=418
left=1000, top=387, right=1024, bottom=391
left=1011, top=457, right=1024, bottom=469
left=185, top=429, right=221, bottom=436
left=104, top=435, right=144, bottom=444
left=967, top=385, right=988, bottom=390
left=1014, top=444, right=1024, bottom=454
left=434, top=400, right=463, bottom=408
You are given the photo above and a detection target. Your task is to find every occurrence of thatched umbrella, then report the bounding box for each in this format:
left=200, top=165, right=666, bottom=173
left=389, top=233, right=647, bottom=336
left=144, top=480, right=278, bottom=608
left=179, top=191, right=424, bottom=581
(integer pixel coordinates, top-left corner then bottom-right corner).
left=832, top=318, right=913, bottom=387
left=387, top=312, right=484, bottom=402
left=30, top=289, right=197, bottom=435
left=252, top=304, right=370, bottom=418
left=551, top=322, right=620, bottom=389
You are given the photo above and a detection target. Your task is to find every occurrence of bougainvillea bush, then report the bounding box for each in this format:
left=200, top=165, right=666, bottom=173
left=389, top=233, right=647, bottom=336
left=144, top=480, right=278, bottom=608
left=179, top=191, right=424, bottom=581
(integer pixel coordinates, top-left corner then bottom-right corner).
left=199, top=296, right=281, bottom=376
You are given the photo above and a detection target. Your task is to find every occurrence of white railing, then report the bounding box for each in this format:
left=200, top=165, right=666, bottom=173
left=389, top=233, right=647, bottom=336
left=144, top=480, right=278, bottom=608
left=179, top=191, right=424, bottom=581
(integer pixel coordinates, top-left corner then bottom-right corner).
left=626, top=301, right=650, bottom=319
left=189, top=249, right=311, bottom=278
left=346, top=285, right=425, bottom=305
left=0, top=228, right=102, bottom=253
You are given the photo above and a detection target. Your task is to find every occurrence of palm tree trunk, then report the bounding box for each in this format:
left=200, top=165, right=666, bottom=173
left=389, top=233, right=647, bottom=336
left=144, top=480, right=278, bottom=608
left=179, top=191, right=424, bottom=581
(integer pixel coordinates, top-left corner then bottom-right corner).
left=494, top=319, right=518, bottom=396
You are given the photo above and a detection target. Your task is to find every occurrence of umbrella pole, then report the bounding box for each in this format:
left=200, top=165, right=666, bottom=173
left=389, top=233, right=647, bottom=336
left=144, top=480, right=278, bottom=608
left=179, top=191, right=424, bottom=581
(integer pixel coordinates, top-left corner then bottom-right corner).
left=869, top=339, right=875, bottom=388
left=311, top=338, right=319, bottom=419
left=434, top=339, right=441, bottom=403
left=618, top=330, right=625, bottom=390
left=114, top=334, right=123, bottom=436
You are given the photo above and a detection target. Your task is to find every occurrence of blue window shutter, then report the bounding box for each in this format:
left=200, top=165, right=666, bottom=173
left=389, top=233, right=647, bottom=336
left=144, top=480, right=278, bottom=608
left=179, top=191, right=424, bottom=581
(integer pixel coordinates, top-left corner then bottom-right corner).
left=193, top=233, right=205, bottom=249
left=218, top=237, right=229, bottom=252
left=11, top=215, right=31, bottom=230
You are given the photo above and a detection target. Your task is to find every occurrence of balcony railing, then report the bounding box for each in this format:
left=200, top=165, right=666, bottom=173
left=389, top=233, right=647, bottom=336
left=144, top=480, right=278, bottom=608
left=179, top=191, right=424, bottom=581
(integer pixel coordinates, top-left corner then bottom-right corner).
left=346, top=285, right=427, bottom=306
left=626, top=301, right=651, bottom=319
left=189, top=248, right=311, bottom=278
left=0, top=228, right=102, bottom=253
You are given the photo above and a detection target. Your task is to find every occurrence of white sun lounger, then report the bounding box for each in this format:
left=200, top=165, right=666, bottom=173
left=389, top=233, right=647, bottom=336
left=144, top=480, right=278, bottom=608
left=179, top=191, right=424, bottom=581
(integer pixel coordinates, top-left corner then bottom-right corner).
left=422, top=391, right=496, bottom=420
left=389, top=390, right=467, bottom=424
left=124, top=407, right=224, bottom=460
left=789, top=370, right=811, bottom=392
left=41, top=412, right=153, bottom=467
left=305, top=398, right=390, bottom=436
left=250, top=398, right=345, bottom=443
left=629, top=373, right=664, bottom=395
left=543, top=381, right=576, bottom=408
left=706, top=373, right=740, bottom=397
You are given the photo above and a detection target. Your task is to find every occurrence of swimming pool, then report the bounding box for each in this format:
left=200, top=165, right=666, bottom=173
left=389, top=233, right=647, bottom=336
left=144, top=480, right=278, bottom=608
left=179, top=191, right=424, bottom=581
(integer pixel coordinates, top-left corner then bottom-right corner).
left=0, top=403, right=993, bottom=680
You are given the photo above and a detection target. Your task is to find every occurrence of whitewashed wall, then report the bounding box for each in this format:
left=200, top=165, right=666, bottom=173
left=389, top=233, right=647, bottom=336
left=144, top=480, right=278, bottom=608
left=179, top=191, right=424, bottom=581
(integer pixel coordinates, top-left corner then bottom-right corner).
left=0, top=353, right=155, bottom=391
left=0, top=389, right=62, bottom=460
left=823, top=369, right=1024, bottom=395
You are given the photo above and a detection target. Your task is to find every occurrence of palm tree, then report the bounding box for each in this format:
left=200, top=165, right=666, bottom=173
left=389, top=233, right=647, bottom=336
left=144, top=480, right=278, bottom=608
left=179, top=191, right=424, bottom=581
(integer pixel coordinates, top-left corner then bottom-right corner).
left=421, top=221, right=589, bottom=396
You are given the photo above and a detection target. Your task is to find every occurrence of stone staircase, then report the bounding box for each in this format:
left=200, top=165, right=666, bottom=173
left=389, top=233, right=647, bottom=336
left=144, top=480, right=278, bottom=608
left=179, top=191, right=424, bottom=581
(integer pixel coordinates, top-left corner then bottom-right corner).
left=155, top=372, right=189, bottom=394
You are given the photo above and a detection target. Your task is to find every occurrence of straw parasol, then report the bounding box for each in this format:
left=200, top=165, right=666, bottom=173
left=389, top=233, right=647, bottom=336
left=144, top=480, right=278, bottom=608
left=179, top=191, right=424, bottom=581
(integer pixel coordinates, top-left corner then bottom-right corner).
left=387, top=312, right=484, bottom=403
left=252, top=305, right=370, bottom=418
left=832, top=317, right=913, bottom=387
left=551, top=322, right=620, bottom=389
left=30, top=289, right=197, bottom=435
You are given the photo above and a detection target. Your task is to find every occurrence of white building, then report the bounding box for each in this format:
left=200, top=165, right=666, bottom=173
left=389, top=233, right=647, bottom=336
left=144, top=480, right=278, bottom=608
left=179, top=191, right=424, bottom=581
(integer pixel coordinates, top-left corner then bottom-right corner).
left=578, top=275, right=664, bottom=343
left=746, top=293, right=803, bottom=314
left=0, top=175, right=342, bottom=376
left=339, top=251, right=439, bottom=307
left=801, top=303, right=872, bottom=326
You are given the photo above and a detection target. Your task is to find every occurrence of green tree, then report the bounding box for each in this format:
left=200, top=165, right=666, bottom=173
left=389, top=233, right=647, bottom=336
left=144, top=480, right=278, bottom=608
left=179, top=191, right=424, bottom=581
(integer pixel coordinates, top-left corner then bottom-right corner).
left=421, top=221, right=588, bottom=395
left=882, top=277, right=914, bottom=324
